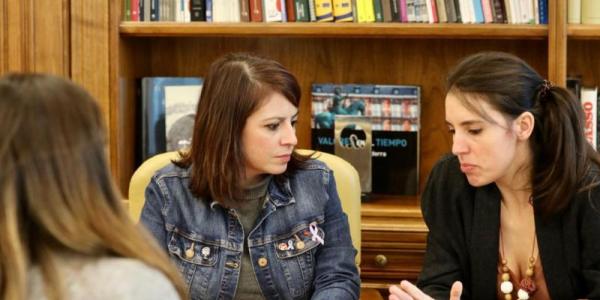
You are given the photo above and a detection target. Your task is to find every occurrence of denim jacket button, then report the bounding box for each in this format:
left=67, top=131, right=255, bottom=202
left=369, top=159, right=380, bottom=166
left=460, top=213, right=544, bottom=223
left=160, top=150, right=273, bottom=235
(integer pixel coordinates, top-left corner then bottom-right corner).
left=258, top=257, right=268, bottom=267
left=296, top=241, right=305, bottom=250
left=225, top=261, right=239, bottom=269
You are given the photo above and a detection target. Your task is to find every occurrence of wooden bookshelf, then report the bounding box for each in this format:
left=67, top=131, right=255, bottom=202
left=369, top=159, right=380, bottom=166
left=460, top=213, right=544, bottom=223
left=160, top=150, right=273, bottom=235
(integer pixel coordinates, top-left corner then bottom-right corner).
left=568, top=24, right=600, bottom=39
left=120, top=22, right=548, bottom=39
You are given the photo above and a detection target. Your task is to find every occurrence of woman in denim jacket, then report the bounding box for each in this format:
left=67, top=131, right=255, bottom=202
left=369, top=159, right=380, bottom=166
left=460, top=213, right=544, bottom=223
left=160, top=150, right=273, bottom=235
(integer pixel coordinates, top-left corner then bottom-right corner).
left=140, top=53, right=360, bottom=300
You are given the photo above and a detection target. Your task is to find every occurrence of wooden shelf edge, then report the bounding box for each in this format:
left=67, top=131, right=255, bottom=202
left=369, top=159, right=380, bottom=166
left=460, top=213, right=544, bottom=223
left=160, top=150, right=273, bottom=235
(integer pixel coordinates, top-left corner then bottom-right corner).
left=120, top=22, right=548, bottom=39
left=568, top=24, right=600, bottom=39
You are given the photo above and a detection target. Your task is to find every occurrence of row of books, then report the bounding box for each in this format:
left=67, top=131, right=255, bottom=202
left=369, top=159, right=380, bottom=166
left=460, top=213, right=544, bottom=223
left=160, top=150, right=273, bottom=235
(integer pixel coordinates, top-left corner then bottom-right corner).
left=567, top=76, right=599, bottom=150
left=123, top=0, right=548, bottom=24
left=568, top=0, right=600, bottom=25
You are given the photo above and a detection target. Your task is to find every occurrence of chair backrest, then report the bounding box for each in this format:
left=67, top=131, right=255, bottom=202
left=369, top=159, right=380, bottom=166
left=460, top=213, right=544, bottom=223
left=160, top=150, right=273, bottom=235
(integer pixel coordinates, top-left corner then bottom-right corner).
left=128, top=149, right=361, bottom=265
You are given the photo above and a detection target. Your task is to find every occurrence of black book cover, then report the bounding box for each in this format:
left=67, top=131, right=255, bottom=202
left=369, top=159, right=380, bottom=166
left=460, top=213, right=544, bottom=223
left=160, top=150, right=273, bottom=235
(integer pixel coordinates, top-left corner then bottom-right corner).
left=311, top=83, right=420, bottom=196
left=191, top=0, right=207, bottom=21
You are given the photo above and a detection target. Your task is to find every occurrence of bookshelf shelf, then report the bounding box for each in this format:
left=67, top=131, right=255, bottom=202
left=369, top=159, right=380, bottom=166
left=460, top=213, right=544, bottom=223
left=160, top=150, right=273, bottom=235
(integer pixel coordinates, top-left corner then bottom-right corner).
left=120, top=22, right=548, bottom=39
left=568, top=24, right=600, bottom=39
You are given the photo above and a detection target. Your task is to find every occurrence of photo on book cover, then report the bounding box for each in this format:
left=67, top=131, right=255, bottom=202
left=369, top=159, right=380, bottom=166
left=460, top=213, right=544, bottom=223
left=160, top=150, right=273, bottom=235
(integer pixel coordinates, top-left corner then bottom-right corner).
left=311, top=83, right=420, bottom=196
left=139, top=77, right=203, bottom=164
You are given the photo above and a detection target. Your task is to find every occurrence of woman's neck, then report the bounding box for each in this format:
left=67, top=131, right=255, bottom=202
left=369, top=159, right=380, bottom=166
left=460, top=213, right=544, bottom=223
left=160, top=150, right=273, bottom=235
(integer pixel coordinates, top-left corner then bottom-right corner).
left=496, top=142, right=533, bottom=210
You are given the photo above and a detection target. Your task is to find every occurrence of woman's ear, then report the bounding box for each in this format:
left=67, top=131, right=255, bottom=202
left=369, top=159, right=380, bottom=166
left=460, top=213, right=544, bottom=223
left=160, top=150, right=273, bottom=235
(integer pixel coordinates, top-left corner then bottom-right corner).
left=513, top=111, right=535, bottom=140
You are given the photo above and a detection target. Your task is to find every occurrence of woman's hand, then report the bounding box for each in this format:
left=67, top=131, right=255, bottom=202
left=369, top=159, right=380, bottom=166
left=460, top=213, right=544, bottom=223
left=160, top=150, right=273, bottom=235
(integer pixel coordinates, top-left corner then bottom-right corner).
left=388, top=280, right=462, bottom=300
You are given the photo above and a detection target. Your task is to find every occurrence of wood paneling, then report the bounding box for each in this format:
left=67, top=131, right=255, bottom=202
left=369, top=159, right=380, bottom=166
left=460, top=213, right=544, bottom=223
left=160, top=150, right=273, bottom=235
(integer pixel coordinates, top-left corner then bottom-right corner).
left=0, top=0, right=69, bottom=75
left=70, top=0, right=121, bottom=188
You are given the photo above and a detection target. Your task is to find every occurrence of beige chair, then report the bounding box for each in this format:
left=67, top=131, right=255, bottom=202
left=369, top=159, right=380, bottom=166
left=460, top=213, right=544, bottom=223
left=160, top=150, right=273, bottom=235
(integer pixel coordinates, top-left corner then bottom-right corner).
left=128, top=149, right=361, bottom=266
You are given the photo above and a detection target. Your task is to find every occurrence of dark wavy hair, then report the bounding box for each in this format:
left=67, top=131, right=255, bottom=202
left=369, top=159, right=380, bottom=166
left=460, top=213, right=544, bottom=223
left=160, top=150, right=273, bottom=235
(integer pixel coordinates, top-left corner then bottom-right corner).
left=447, top=51, right=600, bottom=216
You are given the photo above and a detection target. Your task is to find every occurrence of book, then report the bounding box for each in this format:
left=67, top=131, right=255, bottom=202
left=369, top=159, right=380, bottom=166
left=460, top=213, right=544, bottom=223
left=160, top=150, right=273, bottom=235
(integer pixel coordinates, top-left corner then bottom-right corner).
left=373, top=0, right=384, bottom=21
left=538, top=0, right=547, bottom=24
left=311, top=83, right=420, bottom=196
left=582, top=0, right=600, bottom=24
left=250, top=0, right=264, bottom=21
left=357, top=0, right=376, bottom=22
left=139, top=77, right=203, bottom=163
left=295, top=0, right=310, bottom=21
left=333, top=0, right=354, bottom=21
left=315, top=0, right=335, bottom=21
left=568, top=0, right=581, bottom=24
left=241, top=0, right=251, bottom=21
left=265, top=0, right=284, bottom=21
left=190, top=0, right=206, bottom=22
left=581, top=87, right=598, bottom=149
left=382, top=0, right=392, bottom=21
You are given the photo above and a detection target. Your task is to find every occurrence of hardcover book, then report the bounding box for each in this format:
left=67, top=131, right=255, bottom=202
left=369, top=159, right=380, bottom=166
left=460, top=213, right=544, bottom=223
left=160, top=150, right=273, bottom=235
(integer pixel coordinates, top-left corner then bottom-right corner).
left=311, top=83, right=420, bottom=196
left=139, top=77, right=203, bottom=163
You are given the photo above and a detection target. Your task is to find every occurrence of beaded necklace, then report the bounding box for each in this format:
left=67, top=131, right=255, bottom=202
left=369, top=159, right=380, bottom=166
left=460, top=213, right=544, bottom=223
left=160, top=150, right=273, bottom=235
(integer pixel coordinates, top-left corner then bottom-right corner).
left=499, top=229, right=538, bottom=300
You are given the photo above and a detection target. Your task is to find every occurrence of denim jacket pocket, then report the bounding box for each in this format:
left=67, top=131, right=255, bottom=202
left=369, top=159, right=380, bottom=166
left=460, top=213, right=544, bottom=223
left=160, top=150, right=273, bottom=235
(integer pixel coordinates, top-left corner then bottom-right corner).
left=273, top=221, right=325, bottom=299
left=168, top=228, right=220, bottom=298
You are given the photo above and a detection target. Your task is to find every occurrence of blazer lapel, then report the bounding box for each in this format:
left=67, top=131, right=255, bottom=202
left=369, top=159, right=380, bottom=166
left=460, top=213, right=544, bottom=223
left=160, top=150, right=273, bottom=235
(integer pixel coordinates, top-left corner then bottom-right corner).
left=470, top=184, right=501, bottom=299
left=535, top=212, right=573, bottom=300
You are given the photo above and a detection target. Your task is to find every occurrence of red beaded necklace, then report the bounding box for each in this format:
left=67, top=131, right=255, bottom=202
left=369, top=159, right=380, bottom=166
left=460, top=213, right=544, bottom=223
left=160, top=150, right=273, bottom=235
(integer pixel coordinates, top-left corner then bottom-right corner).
left=499, top=225, right=538, bottom=300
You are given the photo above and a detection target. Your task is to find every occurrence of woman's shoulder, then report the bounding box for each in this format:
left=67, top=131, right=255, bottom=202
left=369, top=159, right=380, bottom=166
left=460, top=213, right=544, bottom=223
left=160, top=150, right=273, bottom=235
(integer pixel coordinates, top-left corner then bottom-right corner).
left=29, top=255, right=180, bottom=300
left=73, top=256, right=180, bottom=299
left=153, top=161, right=189, bottom=181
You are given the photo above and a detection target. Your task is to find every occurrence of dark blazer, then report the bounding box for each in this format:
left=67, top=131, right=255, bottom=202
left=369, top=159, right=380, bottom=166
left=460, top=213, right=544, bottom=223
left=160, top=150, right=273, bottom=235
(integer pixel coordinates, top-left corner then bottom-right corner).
left=417, top=155, right=600, bottom=300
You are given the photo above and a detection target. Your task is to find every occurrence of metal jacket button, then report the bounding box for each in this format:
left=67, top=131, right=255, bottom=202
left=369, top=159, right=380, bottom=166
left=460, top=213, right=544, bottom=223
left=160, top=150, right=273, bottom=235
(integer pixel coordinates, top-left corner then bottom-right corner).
left=258, top=257, right=268, bottom=267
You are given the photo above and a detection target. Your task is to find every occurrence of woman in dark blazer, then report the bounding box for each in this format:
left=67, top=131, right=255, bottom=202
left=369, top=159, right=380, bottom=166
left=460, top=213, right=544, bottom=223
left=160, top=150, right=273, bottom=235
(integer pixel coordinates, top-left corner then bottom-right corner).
left=389, top=52, right=600, bottom=300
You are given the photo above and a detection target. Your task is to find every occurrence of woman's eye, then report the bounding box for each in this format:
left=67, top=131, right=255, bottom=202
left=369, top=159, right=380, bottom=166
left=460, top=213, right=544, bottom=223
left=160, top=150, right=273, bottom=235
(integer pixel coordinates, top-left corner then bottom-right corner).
left=291, top=120, right=298, bottom=128
left=448, top=128, right=455, bottom=135
left=266, top=123, right=280, bottom=130
left=468, top=129, right=482, bottom=135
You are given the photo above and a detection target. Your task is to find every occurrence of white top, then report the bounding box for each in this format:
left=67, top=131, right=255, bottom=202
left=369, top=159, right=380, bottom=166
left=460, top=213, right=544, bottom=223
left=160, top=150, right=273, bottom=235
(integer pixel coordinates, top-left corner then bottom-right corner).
left=27, top=254, right=180, bottom=300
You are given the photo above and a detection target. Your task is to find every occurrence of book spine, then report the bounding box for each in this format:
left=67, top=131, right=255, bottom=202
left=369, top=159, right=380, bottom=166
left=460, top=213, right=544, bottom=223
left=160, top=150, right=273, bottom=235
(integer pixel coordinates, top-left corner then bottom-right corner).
left=399, top=0, right=408, bottom=21
left=373, top=0, right=384, bottom=21
left=315, top=0, right=334, bottom=21
left=250, top=0, right=264, bottom=21
left=308, top=0, right=317, bottom=21
left=436, top=0, right=447, bottom=22
left=381, top=0, right=392, bottom=21
left=581, top=87, right=598, bottom=149
left=472, top=0, right=483, bottom=23
left=333, top=0, right=354, bottom=21
left=581, top=0, right=600, bottom=24
left=240, top=0, right=251, bottom=21
left=481, top=0, right=493, bottom=23
left=538, top=0, right=547, bottom=24
left=191, top=0, right=206, bottom=21
left=124, top=0, right=131, bottom=21
left=131, top=0, right=140, bottom=21
left=444, top=0, right=456, bottom=22
left=295, top=0, right=310, bottom=21
left=281, top=0, right=288, bottom=21
left=286, top=0, right=297, bottom=21
left=205, top=0, right=213, bottom=21
left=568, top=0, right=581, bottom=24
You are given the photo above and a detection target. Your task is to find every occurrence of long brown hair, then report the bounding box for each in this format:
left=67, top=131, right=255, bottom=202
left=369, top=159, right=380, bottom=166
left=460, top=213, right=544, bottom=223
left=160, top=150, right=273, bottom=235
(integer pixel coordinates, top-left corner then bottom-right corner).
left=176, top=53, right=310, bottom=207
left=447, top=51, right=600, bottom=216
left=0, top=74, right=187, bottom=300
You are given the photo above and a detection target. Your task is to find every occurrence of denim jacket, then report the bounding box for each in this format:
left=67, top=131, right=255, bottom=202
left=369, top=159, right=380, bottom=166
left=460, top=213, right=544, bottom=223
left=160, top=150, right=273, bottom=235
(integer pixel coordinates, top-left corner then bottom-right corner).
left=140, top=159, right=360, bottom=300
